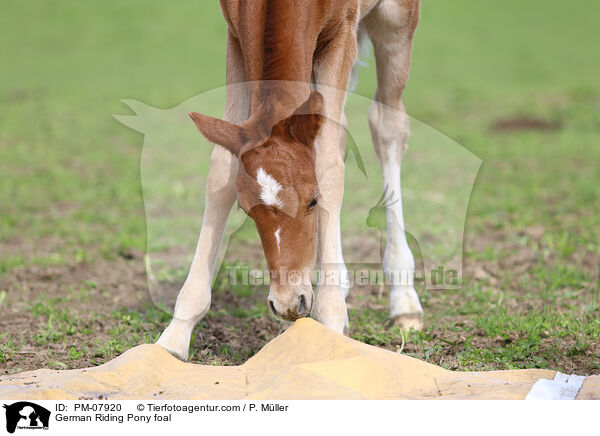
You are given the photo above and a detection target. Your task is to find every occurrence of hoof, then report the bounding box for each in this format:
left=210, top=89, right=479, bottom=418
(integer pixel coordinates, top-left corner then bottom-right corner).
left=156, top=318, right=195, bottom=362
left=157, top=342, right=189, bottom=362
left=313, top=286, right=349, bottom=336
left=387, top=312, right=423, bottom=331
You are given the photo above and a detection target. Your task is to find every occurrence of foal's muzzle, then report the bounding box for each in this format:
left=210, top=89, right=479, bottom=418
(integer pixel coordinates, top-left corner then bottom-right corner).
left=267, top=290, right=313, bottom=321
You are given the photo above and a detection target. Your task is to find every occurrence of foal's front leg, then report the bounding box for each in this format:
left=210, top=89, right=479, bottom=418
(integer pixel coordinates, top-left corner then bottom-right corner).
left=312, top=114, right=351, bottom=335
left=157, top=32, right=244, bottom=360
left=156, top=146, right=238, bottom=360
left=311, top=23, right=358, bottom=335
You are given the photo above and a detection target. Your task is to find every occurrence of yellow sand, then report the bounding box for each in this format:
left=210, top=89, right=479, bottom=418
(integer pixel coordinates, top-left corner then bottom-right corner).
left=0, top=318, right=597, bottom=400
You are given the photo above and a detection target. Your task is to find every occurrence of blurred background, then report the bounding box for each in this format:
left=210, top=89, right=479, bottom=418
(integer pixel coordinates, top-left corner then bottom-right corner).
left=0, top=0, right=598, bottom=374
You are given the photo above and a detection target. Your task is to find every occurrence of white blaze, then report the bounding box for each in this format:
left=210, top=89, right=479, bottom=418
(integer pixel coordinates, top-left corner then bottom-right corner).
left=256, top=167, right=283, bottom=208
left=274, top=227, right=281, bottom=252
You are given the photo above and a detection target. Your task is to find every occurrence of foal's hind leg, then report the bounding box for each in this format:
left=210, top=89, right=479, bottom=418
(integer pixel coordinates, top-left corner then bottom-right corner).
left=363, top=0, right=423, bottom=330
left=157, top=32, right=246, bottom=360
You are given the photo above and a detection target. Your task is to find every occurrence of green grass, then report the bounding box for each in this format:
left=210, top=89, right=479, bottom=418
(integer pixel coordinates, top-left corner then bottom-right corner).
left=0, top=0, right=599, bottom=373
left=17, top=291, right=172, bottom=368
left=0, top=334, right=21, bottom=363
left=349, top=281, right=600, bottom=372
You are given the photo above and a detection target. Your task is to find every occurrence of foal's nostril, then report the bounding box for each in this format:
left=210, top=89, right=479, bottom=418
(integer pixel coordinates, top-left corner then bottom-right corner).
left=297, top=294, right=308, bottom=316
left=268, top=299, right=278, bottom=316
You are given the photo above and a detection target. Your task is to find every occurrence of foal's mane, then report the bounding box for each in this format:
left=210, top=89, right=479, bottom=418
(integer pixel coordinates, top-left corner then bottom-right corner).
left=237, top=1, right=313, bottom=111
left=263, top=0, right=304, bottom=81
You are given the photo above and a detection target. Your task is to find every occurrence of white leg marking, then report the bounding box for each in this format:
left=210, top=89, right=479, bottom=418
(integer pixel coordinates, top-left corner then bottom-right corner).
left=368, top=99, right=423, bottom=330
left=382, top=141, right=423, bottom=319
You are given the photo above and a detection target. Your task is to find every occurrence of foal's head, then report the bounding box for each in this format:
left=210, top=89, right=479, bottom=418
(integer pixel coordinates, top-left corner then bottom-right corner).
left=190, top=92, right=324, bottom=321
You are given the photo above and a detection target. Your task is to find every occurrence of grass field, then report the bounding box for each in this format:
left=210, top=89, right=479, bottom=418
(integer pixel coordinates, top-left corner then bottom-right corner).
left=1, top=0, right=599, bottom=375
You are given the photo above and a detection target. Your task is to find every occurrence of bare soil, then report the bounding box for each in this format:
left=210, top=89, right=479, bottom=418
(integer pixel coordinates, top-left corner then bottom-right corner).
left=1, top=224, right=598, bottom=375
left=490, top=117, right=562, bottom=132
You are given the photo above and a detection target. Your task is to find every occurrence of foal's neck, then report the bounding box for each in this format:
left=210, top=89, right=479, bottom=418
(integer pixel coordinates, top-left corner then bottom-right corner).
left=241, top=1, right=316, bottom=118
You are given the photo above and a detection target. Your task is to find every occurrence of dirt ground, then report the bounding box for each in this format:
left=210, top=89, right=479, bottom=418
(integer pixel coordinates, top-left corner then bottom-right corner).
left=1, top=223, right=598, bottom=376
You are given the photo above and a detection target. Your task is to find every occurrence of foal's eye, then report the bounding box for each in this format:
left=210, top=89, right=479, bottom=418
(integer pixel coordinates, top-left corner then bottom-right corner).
left=308, top=197, right=318, bottom=209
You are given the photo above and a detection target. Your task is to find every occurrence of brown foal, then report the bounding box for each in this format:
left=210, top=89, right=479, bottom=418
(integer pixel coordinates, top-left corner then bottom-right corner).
left=158, top=0, right=423, bottom=360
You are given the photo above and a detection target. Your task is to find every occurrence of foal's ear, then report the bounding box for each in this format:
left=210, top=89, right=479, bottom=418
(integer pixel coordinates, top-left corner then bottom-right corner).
left=189, top=112, right=245, bottom=157
left=286, top=91, right=325, bottom=147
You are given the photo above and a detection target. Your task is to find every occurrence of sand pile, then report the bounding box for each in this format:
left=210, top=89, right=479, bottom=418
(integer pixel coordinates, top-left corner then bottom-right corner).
left=1, top=318, right=597, bottom=400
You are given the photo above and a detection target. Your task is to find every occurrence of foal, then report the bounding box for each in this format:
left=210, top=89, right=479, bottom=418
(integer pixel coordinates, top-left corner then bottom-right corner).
left=158, top=0, right=423, bottom=360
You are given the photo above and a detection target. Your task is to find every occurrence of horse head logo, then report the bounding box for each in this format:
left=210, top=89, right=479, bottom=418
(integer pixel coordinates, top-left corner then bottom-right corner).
left=3, top=402, right=51, bottom=434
